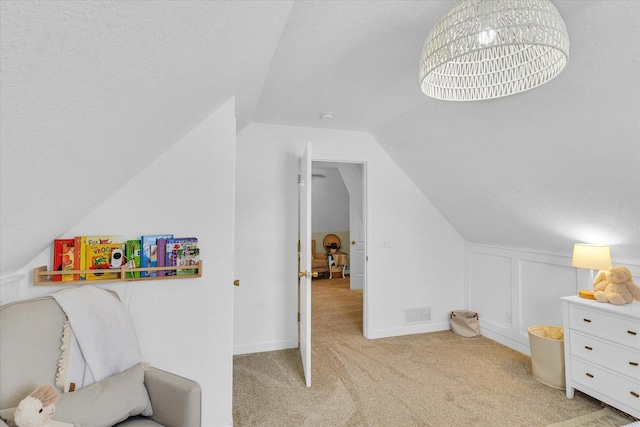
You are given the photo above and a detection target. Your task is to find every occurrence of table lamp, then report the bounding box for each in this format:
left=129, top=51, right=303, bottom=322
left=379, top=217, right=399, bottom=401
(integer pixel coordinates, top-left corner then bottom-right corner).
left=571, top=243, right=612, bottom=299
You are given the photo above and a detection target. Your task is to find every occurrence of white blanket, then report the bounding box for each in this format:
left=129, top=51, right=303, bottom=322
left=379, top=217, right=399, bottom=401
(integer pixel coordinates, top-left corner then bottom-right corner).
left=52, top=285, right=143, bottom=391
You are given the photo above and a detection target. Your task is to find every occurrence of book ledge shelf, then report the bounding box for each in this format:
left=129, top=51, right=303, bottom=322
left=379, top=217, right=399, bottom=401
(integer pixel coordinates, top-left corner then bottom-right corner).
left=33, top=261, right=203, bottom=286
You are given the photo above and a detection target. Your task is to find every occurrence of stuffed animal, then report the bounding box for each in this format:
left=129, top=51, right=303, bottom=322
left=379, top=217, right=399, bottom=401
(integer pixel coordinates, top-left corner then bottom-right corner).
left=13, top=385, right=73, bottom=427
left=593, top=265, right=640, bottom=305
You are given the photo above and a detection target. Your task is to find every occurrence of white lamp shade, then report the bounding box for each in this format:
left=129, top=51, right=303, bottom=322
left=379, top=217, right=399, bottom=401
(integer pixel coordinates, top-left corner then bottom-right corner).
left=571, top=244, right=612, bottom=270
left=419, top=0, right=570, bottom=101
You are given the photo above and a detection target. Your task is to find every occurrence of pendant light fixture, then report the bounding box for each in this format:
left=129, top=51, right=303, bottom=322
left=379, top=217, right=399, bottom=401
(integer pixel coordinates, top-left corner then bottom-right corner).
left=419, top=0, right=570, bottom=101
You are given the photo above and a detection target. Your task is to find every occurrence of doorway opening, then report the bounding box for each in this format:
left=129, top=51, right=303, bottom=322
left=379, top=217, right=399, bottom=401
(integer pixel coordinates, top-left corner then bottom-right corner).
left=311, top=161, right=367, bottom=334
left=298, top=148, right=368, bottom=387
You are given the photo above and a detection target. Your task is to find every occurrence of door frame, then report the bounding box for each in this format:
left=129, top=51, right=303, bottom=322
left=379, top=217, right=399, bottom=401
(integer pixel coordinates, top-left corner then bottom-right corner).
left=311, top=158, right=369, bottom=337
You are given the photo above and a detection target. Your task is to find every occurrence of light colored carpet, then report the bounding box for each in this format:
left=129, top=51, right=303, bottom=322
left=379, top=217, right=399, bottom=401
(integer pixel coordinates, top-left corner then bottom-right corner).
left=547, top=407, right=634, bottom=426
left=233, top=277, right=633, bottom=426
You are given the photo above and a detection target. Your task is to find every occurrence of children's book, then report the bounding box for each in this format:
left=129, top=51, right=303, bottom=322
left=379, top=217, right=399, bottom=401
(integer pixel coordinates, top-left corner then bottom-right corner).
left=156, top=238, right=168, bottom=277
left=85, top=243, right=123, bottom=281
left=53, top=239, right=74, bottom=282
left=84, top=235, right=123, bottom=246
left=140, top=234, right=173, bottom=277
left=176, top=247, right=200, bottom=276
left=164, top=238, right=198, bottom=276
left=125, top=240, right=141, bottom=278
left=73, top=236, right=82, bottom=280
left=76, top=235, right=123, bottom=280
left=60, top=241, right=75, bottom=282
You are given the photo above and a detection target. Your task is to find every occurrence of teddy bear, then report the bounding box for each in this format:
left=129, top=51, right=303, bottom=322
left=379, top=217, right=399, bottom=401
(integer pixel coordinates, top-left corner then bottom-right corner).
left=593, top=265, right=640, bottom=305
left=12, top=385, right=74, bottom=427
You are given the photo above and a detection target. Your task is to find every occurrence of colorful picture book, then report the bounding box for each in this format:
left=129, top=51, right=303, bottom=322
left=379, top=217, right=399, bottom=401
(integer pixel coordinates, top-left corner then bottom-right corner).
left=176, top=247, right=200, bottom=276
left=73, top=236, right=82, bottom=281
left=125, top=240, right=141, bottom=278
left=140, top=234, right=174, bottom=277
left=156, top=238, right=168, bottom=277
left=164, top=238, right=198, bottom=276
left=60, top=241, right=75, bottom=282
left=53, top=238, right=74, bottom=282
left=85, top=243, right=123, bottom=281
left=74, top=235, right=123, bottom=280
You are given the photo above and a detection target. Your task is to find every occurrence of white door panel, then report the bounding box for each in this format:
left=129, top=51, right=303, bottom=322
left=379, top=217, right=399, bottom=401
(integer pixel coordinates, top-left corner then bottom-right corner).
left=298, top=142, right=312, bottom=387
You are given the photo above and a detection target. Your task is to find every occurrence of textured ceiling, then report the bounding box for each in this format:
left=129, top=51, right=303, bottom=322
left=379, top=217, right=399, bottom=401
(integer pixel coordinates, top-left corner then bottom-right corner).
left=1, top=1, right=639, bottom=274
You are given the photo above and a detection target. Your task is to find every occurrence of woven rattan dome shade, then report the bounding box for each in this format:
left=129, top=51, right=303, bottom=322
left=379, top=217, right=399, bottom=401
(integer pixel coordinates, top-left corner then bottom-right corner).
left=419, top=0, right=569, bottom=101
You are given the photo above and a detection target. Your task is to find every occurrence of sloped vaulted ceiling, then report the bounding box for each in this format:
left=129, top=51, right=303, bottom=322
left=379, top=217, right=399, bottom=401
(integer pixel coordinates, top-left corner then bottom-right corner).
left=0, top=1, right=294, bottom=273
left=1, top=1, right=638, bottom=275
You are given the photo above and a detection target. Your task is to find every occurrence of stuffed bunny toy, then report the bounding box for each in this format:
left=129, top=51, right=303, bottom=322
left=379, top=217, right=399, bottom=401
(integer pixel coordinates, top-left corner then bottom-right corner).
left=593, top=265, right=640, bottom=305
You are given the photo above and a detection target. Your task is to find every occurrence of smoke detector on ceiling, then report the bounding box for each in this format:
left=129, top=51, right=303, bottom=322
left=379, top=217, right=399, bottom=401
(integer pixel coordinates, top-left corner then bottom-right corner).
left=319, top=112, right=334, bottom=121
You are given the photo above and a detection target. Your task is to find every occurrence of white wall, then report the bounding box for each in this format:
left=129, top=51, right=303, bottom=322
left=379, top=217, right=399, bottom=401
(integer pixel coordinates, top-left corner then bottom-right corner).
left=312, top=167, right=349, bottom=233
left=466, top=243, right=640, bottom=355
left=233, top=123, right=466, bottom=354
left=3, top=99, right=236, bottom=426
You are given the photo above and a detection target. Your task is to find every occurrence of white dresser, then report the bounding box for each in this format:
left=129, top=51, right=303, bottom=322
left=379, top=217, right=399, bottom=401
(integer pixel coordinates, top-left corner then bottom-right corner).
left=561, top=296, right=640, bottom=418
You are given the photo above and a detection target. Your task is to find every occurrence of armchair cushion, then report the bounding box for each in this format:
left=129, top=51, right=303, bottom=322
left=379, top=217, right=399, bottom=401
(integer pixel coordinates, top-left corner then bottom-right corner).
left=311, top=257, right=327, bottom=269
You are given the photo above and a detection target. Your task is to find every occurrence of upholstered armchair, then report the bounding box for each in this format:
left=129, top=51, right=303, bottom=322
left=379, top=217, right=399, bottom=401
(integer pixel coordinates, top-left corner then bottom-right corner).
left=299, top=239, right=346, bottom=279
left=311, top=240, right=329, bottom=276
left=0, top=288, right=201, bottom=427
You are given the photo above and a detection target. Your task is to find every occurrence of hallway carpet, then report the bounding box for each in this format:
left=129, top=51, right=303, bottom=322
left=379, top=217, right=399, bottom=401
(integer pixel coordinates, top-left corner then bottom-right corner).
left=233, top=277, right=614, bottom=426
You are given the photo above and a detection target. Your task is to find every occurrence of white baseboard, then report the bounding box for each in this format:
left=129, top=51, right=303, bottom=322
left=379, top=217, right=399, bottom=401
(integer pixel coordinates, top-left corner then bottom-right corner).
left=233, top=338, right=298, bottom=356
left=480, top=327, right=531, bottom=356
left=366, top=322, right=450, bottom=340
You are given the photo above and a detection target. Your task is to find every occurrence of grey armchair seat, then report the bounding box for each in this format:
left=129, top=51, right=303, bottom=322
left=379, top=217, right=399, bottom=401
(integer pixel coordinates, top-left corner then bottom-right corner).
left=0, top=291, right=201, bottom=427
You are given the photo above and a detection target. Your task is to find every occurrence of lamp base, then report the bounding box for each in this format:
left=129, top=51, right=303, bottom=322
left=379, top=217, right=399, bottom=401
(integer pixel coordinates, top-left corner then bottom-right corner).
left=579, top=289, right=596, bottom=300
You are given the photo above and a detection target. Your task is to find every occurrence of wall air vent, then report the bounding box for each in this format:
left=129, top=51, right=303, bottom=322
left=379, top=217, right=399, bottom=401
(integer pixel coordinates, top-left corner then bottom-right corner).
left=404, top=307, right=432, bottom=325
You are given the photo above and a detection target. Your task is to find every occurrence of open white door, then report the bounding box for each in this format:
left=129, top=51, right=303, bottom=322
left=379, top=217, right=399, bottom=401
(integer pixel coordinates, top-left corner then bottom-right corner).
left=298, top=142, right=312, bottom=387
left=349, top=196, right=365, bottom=290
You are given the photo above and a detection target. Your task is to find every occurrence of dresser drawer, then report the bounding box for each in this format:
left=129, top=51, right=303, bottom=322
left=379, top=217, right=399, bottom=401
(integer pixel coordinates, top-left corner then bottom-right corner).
left=571, top=357, right=640, bottom=412
left=571, top=330, right=640, bottom=379
left=570, top=305, right=640, bottom=349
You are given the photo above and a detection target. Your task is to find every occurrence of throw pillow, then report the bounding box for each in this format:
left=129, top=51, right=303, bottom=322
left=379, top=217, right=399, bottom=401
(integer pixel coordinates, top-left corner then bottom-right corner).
left=53, top=362, right=152, bottom=427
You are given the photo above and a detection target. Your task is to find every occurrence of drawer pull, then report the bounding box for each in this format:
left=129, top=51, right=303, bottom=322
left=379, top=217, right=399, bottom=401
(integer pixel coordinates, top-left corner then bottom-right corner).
left=628, top=330, right=638, bottom=336
left=631, top=362, right=639, bottom=366
left=583, top=318, right=592, bottom=323
left=586, top=373, right=594, bottom=378
left=631, top=391, right=640, bottom=398
left=584, top=346, right=593, bottom=351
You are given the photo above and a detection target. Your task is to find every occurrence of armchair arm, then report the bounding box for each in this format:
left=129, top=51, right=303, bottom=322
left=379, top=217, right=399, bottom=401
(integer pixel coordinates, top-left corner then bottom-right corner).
left=144, top=367, right=201, bottom=427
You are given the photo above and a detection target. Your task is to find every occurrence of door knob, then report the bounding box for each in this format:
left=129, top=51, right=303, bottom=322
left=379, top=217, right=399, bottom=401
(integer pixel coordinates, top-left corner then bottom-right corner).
left=351, top=241, right=356, bottom=245
left=299, top=271, right=319, bottom=278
